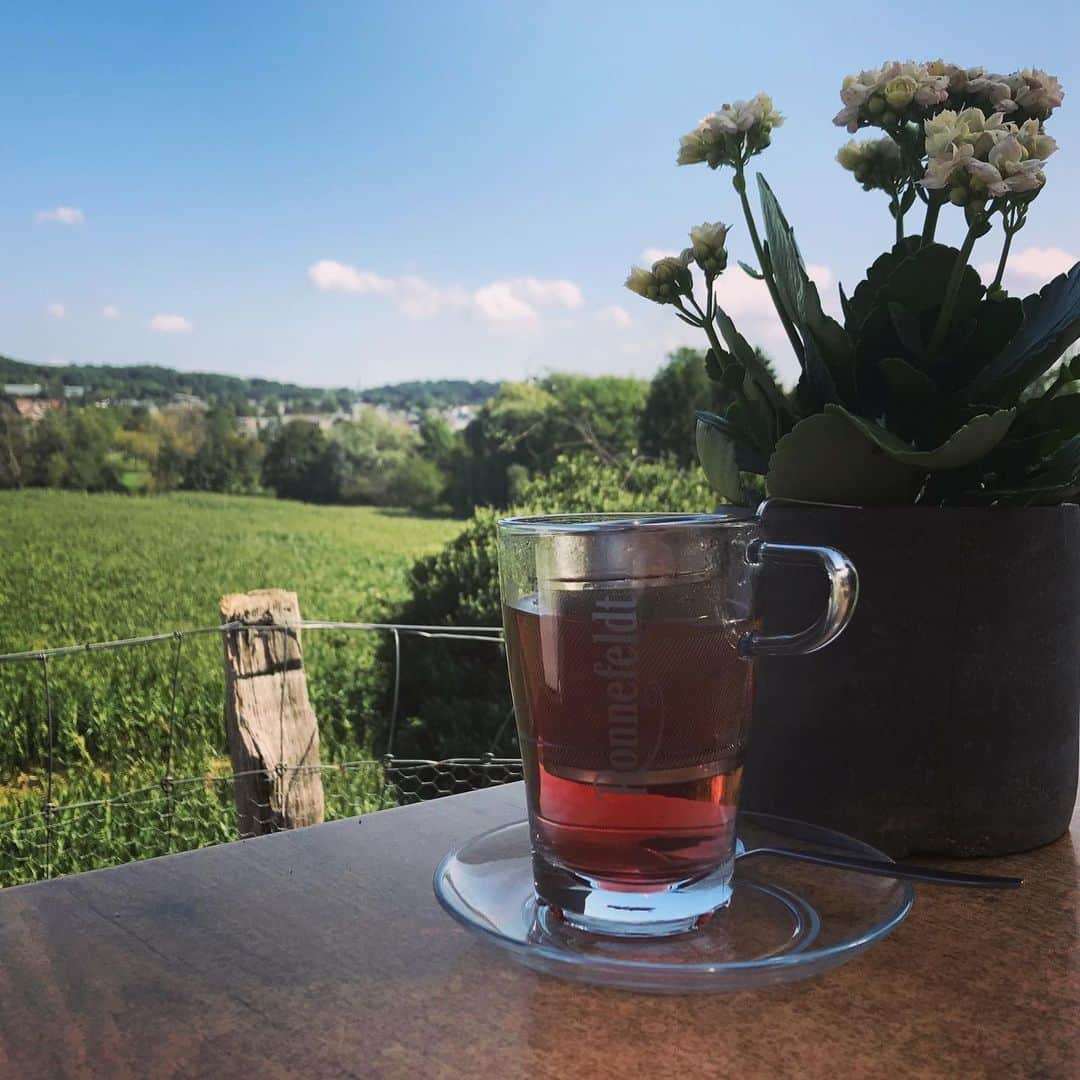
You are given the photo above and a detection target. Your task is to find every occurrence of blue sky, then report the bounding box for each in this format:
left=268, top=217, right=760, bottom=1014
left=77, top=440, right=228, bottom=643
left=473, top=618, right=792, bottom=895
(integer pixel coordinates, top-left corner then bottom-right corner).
left=3, top=2, right=1080, bottom=389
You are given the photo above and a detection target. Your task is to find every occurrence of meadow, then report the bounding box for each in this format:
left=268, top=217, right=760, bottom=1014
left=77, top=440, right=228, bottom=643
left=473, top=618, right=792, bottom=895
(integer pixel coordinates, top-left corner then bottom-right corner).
left=0, top=490, right=465, bottom=884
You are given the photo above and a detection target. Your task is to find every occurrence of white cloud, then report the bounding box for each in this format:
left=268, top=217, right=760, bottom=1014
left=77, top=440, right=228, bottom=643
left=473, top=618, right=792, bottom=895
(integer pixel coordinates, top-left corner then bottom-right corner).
left=307, top=260, right=395, bottom=295
left=473, top=277, right=584, bottom=324
left=35, top=206, right=84, bottom=225
left=806, top=264, right=835, bottom=293
left=1005, top=246, right=1076, bottom=279
left=149, top=313, right=193, bottom=334
left=597, top=304, right=633, bottom=328
left=977, top=245, right=1077, bottom=287
left=102, top=305, right=120, bottom=320
left=639, top=247, right=679, bottom=265
left=308, top=259, right=584, bottom=327
left=472, top=281, right=537, bottom=323
left=47, top=302, right=66, bottom=319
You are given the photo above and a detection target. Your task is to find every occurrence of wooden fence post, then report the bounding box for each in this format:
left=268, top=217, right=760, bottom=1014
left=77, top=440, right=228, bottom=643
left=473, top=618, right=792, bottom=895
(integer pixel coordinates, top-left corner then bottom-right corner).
left=220, top=589, right=325, bottom=837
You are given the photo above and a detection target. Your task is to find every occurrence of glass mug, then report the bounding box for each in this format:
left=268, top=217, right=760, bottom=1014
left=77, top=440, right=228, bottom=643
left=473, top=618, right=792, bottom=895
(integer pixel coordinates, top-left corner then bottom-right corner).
left=497, top=511, right=858, bottom=937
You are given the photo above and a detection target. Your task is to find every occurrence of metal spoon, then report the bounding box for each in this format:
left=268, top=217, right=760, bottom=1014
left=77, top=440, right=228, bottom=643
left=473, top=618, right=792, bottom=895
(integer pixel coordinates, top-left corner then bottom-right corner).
left=737, top=845, right=1023, bottom=888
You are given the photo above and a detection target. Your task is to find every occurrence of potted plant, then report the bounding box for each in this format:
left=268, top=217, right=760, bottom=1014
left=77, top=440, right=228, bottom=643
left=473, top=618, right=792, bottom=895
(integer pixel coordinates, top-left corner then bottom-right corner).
left=624, top=62, right=1080, bottom=857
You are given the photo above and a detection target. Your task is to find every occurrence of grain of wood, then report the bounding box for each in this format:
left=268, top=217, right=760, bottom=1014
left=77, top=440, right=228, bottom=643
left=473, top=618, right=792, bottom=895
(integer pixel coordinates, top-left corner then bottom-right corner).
left=220, top=589, right=324, bottom=835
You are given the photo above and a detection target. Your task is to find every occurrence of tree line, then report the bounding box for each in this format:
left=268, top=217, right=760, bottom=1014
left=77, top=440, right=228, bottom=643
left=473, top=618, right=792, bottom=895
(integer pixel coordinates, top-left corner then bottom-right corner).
left=0, top=350, right=733, bottom=512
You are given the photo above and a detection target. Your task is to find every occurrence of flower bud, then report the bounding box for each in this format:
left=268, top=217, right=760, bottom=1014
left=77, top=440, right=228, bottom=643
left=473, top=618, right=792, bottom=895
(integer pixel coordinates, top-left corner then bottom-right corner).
left=624, top=266, right=654, bottom=300
left=948, top=187, right=969, bottom=206
left=836, top=140, right=863, bottom=171
left=689, top=221, right=730, bottom=278
left=651, top=255, right=694, bottom=301
left=867, top=94, right=886, bottom=116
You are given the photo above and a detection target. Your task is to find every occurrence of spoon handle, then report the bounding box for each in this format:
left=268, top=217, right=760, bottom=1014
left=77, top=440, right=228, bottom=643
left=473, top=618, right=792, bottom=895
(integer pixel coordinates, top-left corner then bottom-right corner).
left=740, top=846, right=1023, bottom=888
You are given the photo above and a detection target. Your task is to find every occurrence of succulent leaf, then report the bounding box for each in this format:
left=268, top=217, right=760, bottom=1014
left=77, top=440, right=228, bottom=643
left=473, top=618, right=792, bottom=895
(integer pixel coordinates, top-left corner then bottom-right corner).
left=826, top=404, right=1017, bottom=469
left=695, top=415, right=743, bottom=502
left=696, top=411, right=770, bottom=474
left=766, top=412, right=919, bottom=504
left=967, top=262, right=1080, bottom=405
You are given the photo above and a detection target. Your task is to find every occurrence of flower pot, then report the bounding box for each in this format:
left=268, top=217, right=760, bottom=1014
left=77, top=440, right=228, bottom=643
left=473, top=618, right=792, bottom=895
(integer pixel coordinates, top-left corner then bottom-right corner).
left=742, top=503, right=1080, bottom=858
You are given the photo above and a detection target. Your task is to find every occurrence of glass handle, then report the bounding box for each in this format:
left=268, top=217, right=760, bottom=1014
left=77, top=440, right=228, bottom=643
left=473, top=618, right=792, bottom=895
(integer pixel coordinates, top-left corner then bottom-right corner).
left=741, top=540, right=859, bottom=657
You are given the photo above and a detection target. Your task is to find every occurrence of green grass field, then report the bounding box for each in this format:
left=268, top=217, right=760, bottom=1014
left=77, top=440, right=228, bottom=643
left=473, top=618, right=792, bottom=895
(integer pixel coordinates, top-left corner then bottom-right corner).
left=0, top=490, right=464, bottom=883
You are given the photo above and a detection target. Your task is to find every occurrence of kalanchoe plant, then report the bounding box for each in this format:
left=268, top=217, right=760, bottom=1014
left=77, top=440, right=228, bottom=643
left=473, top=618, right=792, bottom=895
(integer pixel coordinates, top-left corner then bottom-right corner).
left=625, top=66, right=1080, bottom=506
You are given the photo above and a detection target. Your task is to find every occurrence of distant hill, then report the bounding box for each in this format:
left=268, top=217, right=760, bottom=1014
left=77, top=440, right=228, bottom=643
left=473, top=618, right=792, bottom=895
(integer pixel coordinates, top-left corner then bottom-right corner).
left=358, top=380, right=499, bottom=411
left=0, top=355, right=499, bottom=412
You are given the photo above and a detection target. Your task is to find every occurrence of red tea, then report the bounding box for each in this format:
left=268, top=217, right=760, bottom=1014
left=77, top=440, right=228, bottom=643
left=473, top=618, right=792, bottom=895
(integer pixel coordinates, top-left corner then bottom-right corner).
left=505, top=588, right=755, bottom=890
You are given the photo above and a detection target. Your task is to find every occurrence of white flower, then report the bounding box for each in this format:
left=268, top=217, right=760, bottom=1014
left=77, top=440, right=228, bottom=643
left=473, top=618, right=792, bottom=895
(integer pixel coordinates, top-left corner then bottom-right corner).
left=1010, top=69, right=1065, bottom=118
left=965, top=75, right=1018, bottom=113
left=956, top=108, right=1010, bottom=157
left=1015, top=118, right=1057, bottom=160
left=924, top=110, right=967, bottom=157
left=677, top=94, right=782, bottom=167
left=986, top=136, right=1047, bottom=195
left=922, top=143, right=975, bottom=190
left=833, top=61, right=949, bottom=131
left=689, top=220, right=730, bottom=252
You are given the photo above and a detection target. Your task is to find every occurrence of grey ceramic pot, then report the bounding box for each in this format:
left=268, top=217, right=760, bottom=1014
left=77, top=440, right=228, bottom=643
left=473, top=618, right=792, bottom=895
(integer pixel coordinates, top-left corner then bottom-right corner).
left=742, top=503, right=1080, bottom=858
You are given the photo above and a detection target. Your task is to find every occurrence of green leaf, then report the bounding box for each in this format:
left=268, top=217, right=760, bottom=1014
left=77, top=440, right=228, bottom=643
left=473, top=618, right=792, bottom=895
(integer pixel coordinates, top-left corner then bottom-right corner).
left=696, top=411, right=769, bottom=474
left=738, top=260, right=764, bottom=280
left=882, top=244, right=984, bottom=319
left=846, top=237, right=922, bottom=331
left=797, top=326, right=840, bottom=412
left=951, top=296, right=1024, bottom=391
left=696, top=415, right=743, bottom=502
left=713, top=308, right=789, bottom=416
left=1021, top=388, right=1080, bottom=434
left=766, top=412, right=919, bottom=505
left=804, top=311, right=857, bottom=404
left=838, top=282, right=853, bottom=325
left=887, top=303, right=926, bottom=362
left=757, top=174, right=856, bottom=404
left=757, top=174, right=810, bottom=329
left=826, top=403, right=1016, bottom=469
left=704, top=348, right=730, bottom=382
left=879, top=355, right=938, bottom=399
left=967, top=262, right=1080, bottom=405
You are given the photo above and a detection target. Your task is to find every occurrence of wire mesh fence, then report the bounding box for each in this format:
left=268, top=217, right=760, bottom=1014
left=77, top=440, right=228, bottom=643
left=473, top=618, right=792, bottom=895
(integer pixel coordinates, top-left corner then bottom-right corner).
left=0, top=621, right=521, bottom=888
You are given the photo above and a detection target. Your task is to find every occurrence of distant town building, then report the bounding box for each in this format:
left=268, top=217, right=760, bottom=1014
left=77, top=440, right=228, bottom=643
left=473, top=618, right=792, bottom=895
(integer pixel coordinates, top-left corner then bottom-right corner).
left=442, top=405, right=477, bottom=431
left=3, top=383, right=43, bottom=397
left=12, top=398, right=60, bottom=420
left=237, top=415, right=276, bottom=436
left=172, top=393, right=208, bottom=409
left=62, top=385, right=86, bottom=398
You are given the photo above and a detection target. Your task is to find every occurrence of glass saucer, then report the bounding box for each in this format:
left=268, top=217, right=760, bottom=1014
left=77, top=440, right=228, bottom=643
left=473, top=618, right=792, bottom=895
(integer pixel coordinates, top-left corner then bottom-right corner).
left=433, top=811, right=913, bottom=993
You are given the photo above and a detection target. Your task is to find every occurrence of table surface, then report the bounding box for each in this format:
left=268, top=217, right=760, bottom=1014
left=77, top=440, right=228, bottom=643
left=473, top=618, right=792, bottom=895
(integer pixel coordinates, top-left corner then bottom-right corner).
left=0, top=784, right=1076, bottom=1080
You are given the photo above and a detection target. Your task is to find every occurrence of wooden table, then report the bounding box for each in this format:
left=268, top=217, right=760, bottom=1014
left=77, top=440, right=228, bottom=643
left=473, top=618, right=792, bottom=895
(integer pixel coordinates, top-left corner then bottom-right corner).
left=0, top=785, right=1075, bottom=1079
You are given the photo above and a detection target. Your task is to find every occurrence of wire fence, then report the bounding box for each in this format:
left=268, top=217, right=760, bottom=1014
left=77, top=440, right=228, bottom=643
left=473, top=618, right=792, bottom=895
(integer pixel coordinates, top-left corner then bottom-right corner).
left=0, top=621, right=521, bottom=888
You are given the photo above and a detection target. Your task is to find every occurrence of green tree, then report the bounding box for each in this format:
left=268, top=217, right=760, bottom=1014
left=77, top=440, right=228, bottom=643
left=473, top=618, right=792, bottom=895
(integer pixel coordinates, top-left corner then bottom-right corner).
left=0, top=405, right=30, bottom=489
left=26, top=408, right=122, bottom=492
left=261, top=420, right=331, bottom=501
left=181, top=407, right=264, bottom=494
left=450, top=375, right=650, bottom=512
left=639, top=348, right=726, bottom=466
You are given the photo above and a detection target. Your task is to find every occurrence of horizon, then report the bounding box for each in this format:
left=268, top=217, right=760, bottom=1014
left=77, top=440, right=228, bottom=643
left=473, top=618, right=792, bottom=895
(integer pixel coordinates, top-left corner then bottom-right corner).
left=4, top=3, right=1079, bottom=390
